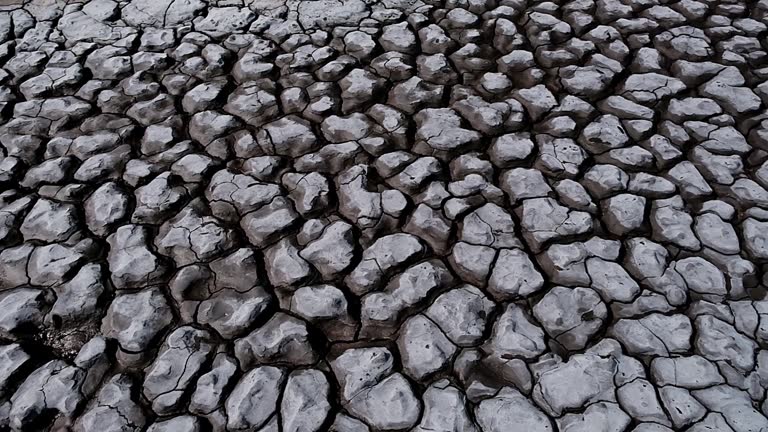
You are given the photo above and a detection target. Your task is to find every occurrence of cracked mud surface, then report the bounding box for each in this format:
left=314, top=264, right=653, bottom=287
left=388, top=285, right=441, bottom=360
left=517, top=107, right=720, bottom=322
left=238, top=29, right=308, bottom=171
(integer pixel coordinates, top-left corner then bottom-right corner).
left=0, top=0, right=768, bottom=430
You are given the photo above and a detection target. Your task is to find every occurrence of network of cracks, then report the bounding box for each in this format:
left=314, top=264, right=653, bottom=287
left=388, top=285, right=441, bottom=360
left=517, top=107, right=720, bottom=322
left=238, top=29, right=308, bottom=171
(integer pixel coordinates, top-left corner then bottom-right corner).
left=1, top=0, right=768, bottom=430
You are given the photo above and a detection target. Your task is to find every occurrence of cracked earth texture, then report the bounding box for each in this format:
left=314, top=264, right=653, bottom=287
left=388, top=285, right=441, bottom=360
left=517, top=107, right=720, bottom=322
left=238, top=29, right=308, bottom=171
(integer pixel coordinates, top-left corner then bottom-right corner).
left=0, top=0, right=767, bottom=430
